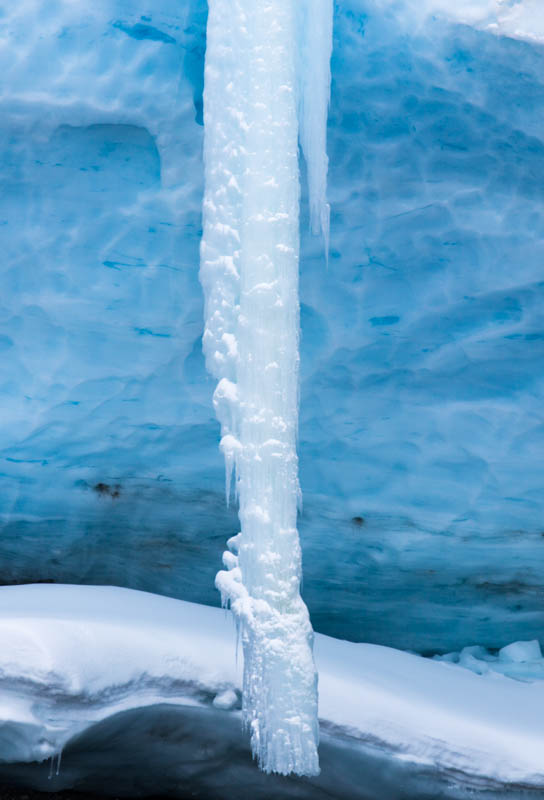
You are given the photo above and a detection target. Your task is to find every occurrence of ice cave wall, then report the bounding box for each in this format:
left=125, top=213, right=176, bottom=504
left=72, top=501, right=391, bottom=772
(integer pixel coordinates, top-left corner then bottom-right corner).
left=0, top=0, right=543, bottom=652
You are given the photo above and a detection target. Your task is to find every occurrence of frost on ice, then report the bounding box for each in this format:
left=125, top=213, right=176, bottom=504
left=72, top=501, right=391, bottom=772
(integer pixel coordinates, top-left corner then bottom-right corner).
left=199, top=0, right=332, bottom=778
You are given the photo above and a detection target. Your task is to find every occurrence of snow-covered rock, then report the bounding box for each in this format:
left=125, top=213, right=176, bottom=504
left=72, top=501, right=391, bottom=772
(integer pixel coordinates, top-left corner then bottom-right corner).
left=0, top=584, right=544, bottom=796
left=1, top=0, right=543, bottom=653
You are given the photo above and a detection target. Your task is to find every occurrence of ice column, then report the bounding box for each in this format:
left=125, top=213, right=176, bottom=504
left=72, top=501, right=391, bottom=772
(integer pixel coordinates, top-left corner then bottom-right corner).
left=200, top=0, right=332, bottom=777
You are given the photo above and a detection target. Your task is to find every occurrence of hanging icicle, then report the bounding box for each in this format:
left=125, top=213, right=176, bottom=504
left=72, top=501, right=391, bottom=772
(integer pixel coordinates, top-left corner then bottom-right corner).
left=297, top=0, right=334, bottom=255
left=200, top=0, right=333, bottom=776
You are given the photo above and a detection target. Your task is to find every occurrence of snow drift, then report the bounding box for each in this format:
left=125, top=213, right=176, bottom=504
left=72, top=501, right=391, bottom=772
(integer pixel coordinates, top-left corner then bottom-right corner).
left=0, top=584, right=543, bottom=794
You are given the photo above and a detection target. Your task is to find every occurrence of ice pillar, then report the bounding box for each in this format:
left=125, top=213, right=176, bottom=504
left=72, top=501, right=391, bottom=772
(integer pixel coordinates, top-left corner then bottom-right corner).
left=200, top=0, right=332, bottom=776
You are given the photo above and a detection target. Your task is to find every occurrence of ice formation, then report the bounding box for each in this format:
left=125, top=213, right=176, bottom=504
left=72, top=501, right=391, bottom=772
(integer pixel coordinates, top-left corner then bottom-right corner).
left=297, top=0, right=333, bottom=250
left=2, top=0, right=544, bottom=657
left=200, top=0, right=331, bottom=777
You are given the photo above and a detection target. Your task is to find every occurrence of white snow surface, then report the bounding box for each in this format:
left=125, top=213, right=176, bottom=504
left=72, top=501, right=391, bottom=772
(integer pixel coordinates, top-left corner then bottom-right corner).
left=0, top=584, right=543, bottom=788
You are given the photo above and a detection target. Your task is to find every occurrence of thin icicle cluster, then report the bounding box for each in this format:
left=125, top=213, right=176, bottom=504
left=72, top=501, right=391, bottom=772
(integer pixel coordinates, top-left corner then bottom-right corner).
left=297, top=0, right=334, bottom=252
left=200, top=0, right=332, bottom=777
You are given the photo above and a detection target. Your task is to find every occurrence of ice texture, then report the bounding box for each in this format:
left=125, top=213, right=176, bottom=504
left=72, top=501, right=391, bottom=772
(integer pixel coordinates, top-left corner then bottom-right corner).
left=296, top=0, right=333, bottom=249
left=388, top=0, right=544, bottom=44
left=0, top=0, right=543, bottom=654
left=201, top=0, right=323, bottom=775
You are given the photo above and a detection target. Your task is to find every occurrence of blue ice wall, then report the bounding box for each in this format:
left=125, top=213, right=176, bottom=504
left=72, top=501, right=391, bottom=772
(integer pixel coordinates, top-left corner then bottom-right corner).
left=0, top=1, right=543, bottom=651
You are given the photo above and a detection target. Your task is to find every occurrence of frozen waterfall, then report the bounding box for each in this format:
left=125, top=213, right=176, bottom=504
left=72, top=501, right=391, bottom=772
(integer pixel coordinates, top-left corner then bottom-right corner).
left=200, top=0, right=332, bottom=778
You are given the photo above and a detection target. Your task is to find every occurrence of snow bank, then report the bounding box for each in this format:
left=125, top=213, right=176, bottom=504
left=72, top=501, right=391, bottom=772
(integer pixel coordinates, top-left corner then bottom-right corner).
left=0, top=584, right=543, bottom=788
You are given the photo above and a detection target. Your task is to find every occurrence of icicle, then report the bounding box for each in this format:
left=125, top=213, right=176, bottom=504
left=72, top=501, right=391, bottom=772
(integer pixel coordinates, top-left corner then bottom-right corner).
left=297, top=0, right=333, bottom=256
left=200, top=0, right=332, bottom=777
left=48, top=749, right=62, bottom=779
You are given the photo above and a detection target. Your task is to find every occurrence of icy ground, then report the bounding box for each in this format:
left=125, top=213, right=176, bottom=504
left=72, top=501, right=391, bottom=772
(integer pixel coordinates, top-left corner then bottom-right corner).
left=0, top=584, right=543, bottom=799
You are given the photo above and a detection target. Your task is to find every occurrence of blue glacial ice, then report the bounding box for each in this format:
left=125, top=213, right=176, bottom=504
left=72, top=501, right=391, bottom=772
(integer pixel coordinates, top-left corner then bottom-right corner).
left=0, top=0, right=543, bottom=654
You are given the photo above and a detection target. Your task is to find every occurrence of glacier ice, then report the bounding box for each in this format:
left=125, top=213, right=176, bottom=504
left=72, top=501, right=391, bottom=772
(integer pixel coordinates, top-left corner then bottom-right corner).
left=387, top=0, right=544, bottom=44
left=200, top=0, right=336, bottom=776
left=296, top=0, right=333, bottom=250
left=0, top=0, right=543, bottom=656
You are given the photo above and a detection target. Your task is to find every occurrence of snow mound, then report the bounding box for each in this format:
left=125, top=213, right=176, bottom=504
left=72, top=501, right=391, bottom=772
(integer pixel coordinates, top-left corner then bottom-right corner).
left=0, top=584, right=543, bottom=790
left=435, top=639, right=544, bottom=681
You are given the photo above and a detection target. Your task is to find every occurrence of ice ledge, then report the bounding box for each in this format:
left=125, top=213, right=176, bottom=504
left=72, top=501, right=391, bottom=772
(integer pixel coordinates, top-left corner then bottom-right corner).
left=0, top=584, right=543, bottom=789
left=369, top=0, right=544, bottom=44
